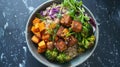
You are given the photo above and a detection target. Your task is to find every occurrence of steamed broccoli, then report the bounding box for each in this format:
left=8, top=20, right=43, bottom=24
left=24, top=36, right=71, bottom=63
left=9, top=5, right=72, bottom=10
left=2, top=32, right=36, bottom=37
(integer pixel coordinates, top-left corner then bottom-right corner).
left=81, top=35, right=95, bottom=49
left=45, top=48, right=58, bottom=61
left=81, top=22, right=93, bottom=37
left=57, top=53, right=71, bottom=63
left=87, top=35, right=96, bottom=42
left=45, top=48, right=71, bottom=63
left=77, top=46, right=85, bottom=54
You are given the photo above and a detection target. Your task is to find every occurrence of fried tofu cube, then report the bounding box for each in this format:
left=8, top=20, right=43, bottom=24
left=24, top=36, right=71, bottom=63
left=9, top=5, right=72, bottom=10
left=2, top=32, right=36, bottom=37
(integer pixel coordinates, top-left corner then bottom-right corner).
left=31, top=35, right=40, bottom=44
left=71, top=21, right=82, bottom=32
left=60, top=14, right=72, bottom=27
left=55, top=39, right=67, bottom=52
left=38, top=40, right=46, bottom=49
left=68, top=36, right=77, bottom=46
left=56, top=26, right=64, bottom=37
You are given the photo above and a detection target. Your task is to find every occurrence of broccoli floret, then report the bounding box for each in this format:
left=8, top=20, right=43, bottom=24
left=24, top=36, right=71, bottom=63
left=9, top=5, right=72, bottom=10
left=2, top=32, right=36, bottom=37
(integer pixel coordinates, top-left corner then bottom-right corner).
left=57, top=53, right=71, bottom=63
left=81, top=22, right=93, bottom=37
left=45, top=48, right=58, bottom=61
left=77, top=47, right=85, bottom=54
left=81, top=35, right=95, bottom=49
left=45, top=48, right=71, bottom=63
left=87, top=35, right=95, bottom=42
left=45, top=50, right=52, bottom=60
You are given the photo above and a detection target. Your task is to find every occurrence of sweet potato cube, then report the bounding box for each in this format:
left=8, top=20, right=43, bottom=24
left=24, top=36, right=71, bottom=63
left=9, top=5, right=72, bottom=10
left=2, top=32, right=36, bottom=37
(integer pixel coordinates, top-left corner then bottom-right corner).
left=42, top=34, right=50, bottom=42
left=31, top=26, right=39, bottom=34
left=37, top=47, right=46, bottom=53
left=33, top=17, right=41, bottom=24
left=34, top=23, right=40, bottom=29
left=39, top=22, right=45, bottom=32
left=34, top=32, right=41, bottom=38
left=31, top=35, right=40, bottom=44
left=38, top=40, right=46, bottom=49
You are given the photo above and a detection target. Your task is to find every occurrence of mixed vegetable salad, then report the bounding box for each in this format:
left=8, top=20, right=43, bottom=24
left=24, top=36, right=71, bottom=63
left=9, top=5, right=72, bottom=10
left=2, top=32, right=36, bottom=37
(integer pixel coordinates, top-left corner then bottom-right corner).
left=31, top=0, right=96, bottom=63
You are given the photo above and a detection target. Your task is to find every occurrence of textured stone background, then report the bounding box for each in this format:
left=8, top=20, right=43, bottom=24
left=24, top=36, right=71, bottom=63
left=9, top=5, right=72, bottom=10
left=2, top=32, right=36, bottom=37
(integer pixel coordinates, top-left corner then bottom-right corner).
left=0, top=0, right=120, bottom=67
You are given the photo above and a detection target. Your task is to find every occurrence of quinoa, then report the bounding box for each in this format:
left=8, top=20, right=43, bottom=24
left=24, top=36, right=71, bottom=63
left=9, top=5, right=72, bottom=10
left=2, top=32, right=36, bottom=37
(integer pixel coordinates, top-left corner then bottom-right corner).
left=64, top=44, right=78, bottom=58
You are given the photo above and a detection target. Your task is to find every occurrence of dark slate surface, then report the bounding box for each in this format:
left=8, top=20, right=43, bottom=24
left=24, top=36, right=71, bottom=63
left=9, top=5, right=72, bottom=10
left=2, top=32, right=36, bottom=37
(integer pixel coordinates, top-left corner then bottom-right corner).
left=0, top=0, right=120, bottom=67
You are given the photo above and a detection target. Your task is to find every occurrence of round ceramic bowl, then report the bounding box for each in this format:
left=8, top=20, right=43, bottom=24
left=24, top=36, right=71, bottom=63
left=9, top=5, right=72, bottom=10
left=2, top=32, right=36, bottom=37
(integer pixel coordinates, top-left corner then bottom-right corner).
left=26, top=0, right=99, bottom=67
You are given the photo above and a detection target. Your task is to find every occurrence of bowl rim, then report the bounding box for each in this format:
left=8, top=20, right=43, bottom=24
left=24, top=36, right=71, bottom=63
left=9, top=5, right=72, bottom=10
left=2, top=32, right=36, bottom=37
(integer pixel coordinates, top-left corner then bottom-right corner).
left=25, top=0, right=99, bottom=67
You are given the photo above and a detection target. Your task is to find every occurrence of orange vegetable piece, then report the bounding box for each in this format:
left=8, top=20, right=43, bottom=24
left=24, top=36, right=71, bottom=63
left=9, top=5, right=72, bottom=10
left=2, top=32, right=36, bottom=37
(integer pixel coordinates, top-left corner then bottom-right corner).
left=31, top=35, right=40, bottom=44
left=42, top=34, right=50, bottom=42
left=37, top=47, right=46, bottom=53
left=38, top=40, right=46, bottom=49
left=33, top=17, right=41, bottom=24
left=31, top=26, right=39, bottom=34
left=39, top=22, right=45, bottom=32
left=34, top=32, right=41, bottom=38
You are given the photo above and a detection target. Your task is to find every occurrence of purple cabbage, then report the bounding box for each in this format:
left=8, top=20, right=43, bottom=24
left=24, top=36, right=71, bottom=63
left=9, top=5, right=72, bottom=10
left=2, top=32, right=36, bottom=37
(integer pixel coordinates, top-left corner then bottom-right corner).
left=40, top=11, right=43, bottom=16
left=39, top=6, right=61, bottom=19
left=89, top=18, right=96, bottom=28
left=49, top=7, right=60, bottom=19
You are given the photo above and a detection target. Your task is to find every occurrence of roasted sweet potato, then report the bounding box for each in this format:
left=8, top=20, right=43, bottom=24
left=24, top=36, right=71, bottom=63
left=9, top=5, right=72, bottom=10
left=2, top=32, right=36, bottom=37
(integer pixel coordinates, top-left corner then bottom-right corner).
left=33, top=17, right=41, bottom=24
left=31, top=26, right=39, bottom=34
left=34, top=32, right=41, bottom=39
left=31, top=35, right=40, bottom=44
left=38, top=40, right=46, bottom=49
left=39, top=22, right=45, bottom=32
left=38, top=47, right=46, bottom=53
left=34, top=23, right=40, bottom=29
left=42, top=34, right=50, bottom=42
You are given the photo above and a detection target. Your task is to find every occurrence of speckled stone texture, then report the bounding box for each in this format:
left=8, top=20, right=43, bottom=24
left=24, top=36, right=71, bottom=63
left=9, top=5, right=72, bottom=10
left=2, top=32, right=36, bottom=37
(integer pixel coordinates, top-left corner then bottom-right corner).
left=0, top=0, right=120, bottom=67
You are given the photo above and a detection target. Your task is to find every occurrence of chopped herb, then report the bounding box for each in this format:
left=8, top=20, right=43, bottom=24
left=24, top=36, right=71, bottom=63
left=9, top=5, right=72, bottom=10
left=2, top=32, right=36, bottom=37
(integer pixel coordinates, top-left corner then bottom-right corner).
left=36, top=13, right=46, bottom=21
left=52, top=24, right=60, bottom=41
